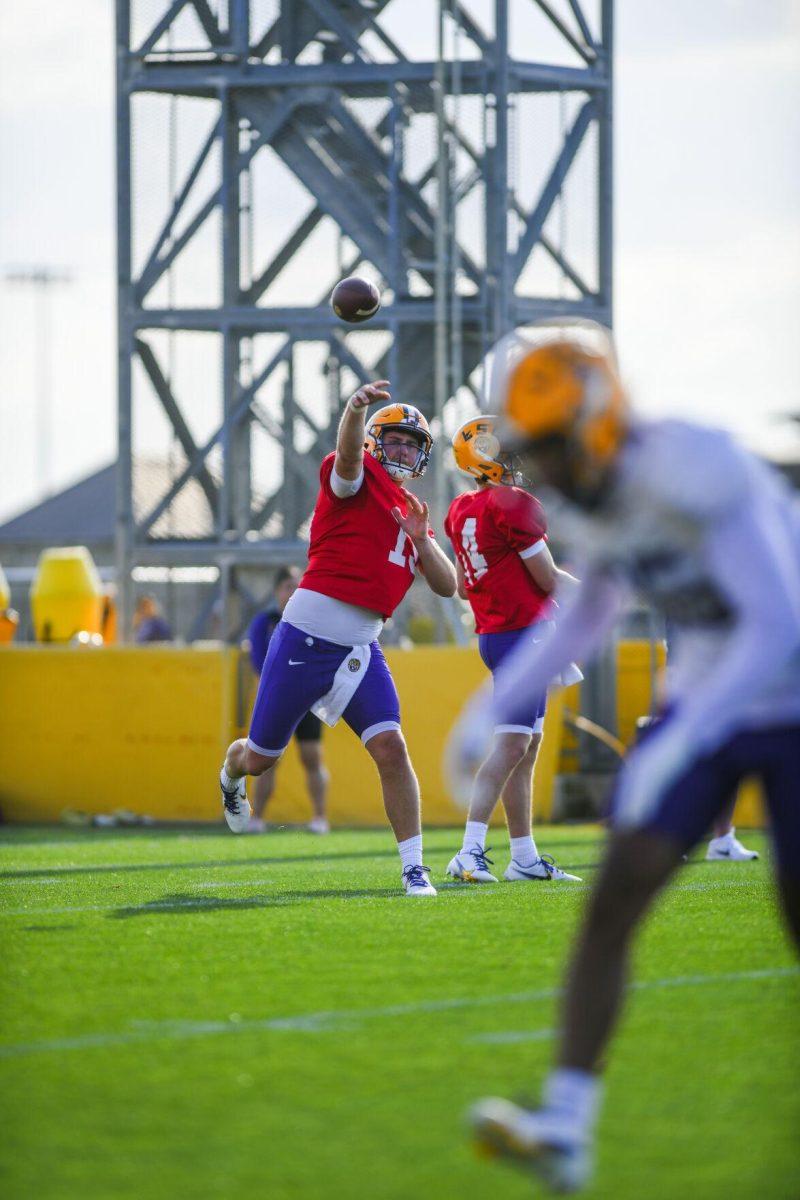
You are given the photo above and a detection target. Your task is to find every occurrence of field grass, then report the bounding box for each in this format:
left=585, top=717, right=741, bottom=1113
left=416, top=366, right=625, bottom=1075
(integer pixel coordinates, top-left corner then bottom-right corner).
left=1, top=823, right=798, bottom=1200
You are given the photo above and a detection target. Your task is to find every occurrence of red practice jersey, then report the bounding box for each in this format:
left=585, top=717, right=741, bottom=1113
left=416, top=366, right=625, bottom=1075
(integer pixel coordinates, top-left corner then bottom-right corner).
left=300, top=452, right=431, bottom=618
left=444, top=485, right=553, bottom=633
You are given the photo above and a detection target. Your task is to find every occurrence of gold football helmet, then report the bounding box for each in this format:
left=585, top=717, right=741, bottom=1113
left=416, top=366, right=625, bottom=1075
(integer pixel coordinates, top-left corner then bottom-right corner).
left=364, top=403, right=433, bottom=480
left=488, top=320, right=628, bottom=469
left=451, top=416, right=506, bottom=484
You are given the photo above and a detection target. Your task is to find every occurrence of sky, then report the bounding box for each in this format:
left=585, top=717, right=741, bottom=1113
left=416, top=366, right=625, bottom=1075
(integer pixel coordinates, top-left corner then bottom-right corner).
left=1, top=0, right=799, bottom=523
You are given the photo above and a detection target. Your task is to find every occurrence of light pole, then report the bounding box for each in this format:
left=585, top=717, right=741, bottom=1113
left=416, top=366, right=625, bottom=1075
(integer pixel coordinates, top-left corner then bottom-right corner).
left=4, top=265, right=72, bottom=498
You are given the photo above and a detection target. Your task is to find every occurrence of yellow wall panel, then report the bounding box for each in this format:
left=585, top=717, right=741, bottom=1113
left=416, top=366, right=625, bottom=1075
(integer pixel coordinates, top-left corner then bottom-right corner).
left=0, top=646, right=239, bottom=823
left=0, top=641, right=766, bottom=828
left=616, top=639, right=666, bottom=747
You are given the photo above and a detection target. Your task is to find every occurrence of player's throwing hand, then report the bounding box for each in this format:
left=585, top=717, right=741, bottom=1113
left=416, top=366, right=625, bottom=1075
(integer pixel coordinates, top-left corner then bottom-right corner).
left=392, top=489, right=430, bottom=543
left=348, top=380, right=391, bottom=411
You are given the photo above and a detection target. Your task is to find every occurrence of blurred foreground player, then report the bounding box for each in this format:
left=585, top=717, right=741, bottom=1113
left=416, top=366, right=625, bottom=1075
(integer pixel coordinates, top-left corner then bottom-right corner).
left=245, top=566, right=329, bottom=834
left=444, top=416, right=581, bottom=884
left=220, top=380, right=457, bottom=896
left=453, top=322, right=800, bottom=1190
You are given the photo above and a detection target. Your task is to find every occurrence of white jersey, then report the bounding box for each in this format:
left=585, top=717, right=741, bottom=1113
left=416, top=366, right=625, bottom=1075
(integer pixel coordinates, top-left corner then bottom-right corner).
left=491, top=419, right=800, bottom=753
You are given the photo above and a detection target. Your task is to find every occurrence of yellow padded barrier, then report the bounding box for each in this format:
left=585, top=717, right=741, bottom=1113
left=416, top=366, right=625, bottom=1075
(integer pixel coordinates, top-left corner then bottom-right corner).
left=0, top=642, right=765, bottom=827
left=0, top=646, right=240, bottom=823
left=0, top=644, right=562, bottom=827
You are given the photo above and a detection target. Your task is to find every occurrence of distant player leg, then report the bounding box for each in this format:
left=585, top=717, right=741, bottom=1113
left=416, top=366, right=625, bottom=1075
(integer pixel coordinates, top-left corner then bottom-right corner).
left=297, top=738, right=330, bottom=832
left=500, top=729, right=582, bottom=882
left=447, top=732, right=528, bottom=882
left=253, top=766, right=277, bottom=819
left=500, top=733, right=541, bottom=865
left=221, top=622, right=343, bottom=833
left=364, top=729, right=435, bottom=895
left=220, top=739, right=280, bottom=833
left=471, top=726, right=747, bottom=1188
left=558, top=829, right=681, bottom=1070
left=364, top=729, right=421, bottom=841
left=706, top=796, right=759, bottom=861
left=342, top=642, right=436, bottom=895
left=246, top=764, right=277, bottom=832
left=757, top=725, right=800, bottom=954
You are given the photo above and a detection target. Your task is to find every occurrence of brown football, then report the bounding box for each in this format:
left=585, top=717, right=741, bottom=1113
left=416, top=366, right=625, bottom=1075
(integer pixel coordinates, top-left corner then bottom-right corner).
left=331, top=276, right=381, bottom=324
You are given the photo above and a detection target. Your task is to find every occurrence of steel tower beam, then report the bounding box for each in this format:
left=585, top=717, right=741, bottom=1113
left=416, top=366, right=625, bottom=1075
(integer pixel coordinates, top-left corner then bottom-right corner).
left=116, top=0, right=613, bottom=640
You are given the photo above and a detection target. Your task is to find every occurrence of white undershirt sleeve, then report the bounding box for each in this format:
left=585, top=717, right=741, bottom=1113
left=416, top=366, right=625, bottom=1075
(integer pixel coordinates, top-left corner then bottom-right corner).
left=330, top=466, right=364, bottom=498
left=518, top=538, right=547, bottom=560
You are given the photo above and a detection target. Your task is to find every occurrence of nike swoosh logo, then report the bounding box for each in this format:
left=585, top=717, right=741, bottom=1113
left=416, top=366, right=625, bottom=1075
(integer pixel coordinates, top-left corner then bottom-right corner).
left=288, top=660, right=305, bottom=666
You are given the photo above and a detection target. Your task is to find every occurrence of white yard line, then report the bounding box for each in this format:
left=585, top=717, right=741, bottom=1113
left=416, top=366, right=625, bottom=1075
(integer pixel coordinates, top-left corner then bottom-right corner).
left=0, top=966, right=796, bottom=1060
left=472, top=1028, right=555, bottom=1045
left=0, top=878, right=62, bottom=887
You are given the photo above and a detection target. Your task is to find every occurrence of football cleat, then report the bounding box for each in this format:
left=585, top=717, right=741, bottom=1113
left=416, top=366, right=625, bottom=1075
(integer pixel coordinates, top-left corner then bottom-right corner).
left=470, top=1097, right=592, bottom=1193
left=245, top=816, right=267, bottom=834
left=504, top=854, right=582, bottom=883
left=446, top=845, right=498, bottom=883
left=402, top=864, right=437, bottom=896
left=220, top=771, right=251, bottom=833
left=706, top=831, right=759, bottom=861
left=307, top=816, right=330, bottom=835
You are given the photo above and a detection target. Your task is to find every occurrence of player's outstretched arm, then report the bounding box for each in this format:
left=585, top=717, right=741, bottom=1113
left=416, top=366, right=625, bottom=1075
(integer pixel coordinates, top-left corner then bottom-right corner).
left=334, top=380, right=391, bottom=482
left=392, top=491, right=457, bottom=597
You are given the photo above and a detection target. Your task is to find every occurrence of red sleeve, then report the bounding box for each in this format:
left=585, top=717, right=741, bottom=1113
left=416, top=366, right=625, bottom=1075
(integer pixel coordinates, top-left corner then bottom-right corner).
left=489, top=487, right=547, bottom=552
left=319, top=453, right=337, bottom=501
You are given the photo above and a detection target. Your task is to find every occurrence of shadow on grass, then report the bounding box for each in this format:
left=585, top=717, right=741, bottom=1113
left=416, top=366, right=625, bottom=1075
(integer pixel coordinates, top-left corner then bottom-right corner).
left=22, top=925, right=79, bottom=933
left=107, top=886, right=397, bottom=918
left=0, top=847, right=400, bottom=881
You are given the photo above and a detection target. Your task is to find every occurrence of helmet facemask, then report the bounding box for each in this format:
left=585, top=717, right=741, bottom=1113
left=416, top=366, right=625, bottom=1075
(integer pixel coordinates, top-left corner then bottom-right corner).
left=376, top=427, right=431, bottom=481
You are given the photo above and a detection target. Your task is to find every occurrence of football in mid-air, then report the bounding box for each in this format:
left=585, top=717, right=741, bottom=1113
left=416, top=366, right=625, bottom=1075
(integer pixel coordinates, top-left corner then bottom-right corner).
left=331, top=276, right=381, bottom=324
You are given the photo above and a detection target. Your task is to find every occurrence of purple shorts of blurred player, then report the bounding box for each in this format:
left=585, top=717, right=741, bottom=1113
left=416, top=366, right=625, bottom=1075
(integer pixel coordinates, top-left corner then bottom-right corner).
left=478, top=623, right=548, bottom=736
left=247, top=620, right=400, bottom=757
left=609, top=714, right=800, bottom=876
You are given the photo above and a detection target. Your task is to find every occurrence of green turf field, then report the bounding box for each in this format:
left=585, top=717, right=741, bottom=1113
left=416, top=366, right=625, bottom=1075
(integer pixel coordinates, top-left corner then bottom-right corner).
left=1, top=824, right=798, bottom=1200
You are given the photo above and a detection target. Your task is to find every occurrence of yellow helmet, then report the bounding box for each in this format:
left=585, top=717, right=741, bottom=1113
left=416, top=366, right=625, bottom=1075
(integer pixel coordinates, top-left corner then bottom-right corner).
left=364, top=403, right=432, bottom=481
left=451, top=416, right=505, bottom=484
left=492, top=321, right=628, bottom=468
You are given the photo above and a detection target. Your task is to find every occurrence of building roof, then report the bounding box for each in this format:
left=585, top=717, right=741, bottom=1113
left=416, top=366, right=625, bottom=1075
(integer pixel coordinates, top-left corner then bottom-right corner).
left=0, top=465, right=116, bottom=546
left=0, top=459, right=229, bottom=547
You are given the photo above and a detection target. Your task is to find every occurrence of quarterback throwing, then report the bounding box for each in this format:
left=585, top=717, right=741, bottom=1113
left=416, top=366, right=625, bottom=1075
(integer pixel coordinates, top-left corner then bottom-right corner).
left=220, top=380, right=456, bottom=896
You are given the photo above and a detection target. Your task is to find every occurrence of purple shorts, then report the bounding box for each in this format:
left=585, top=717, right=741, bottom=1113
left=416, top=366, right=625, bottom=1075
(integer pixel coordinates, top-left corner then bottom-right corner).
left=478, top=624, right=548, bottom=735
left=247, top=620, right=400, bottom=756
left=609, top=715, right=800, bottom=876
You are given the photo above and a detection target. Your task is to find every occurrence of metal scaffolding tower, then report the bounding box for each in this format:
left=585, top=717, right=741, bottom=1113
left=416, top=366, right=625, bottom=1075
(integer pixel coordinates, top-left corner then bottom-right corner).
left=115, top=0, right=613, bottom=639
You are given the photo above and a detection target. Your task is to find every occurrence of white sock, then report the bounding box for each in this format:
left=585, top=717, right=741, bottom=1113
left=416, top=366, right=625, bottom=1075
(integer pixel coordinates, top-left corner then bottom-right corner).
left=398, top=834, right=423, bottom=872
left=461, top=820, right=489, bottom=853
left=710, top=827, right=734, bottom=843
left=509, top=834, right=538, bottom=867
left=220, top=766, right=241, bottom=791
left=543, top=1068, right=602, bottom=1139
